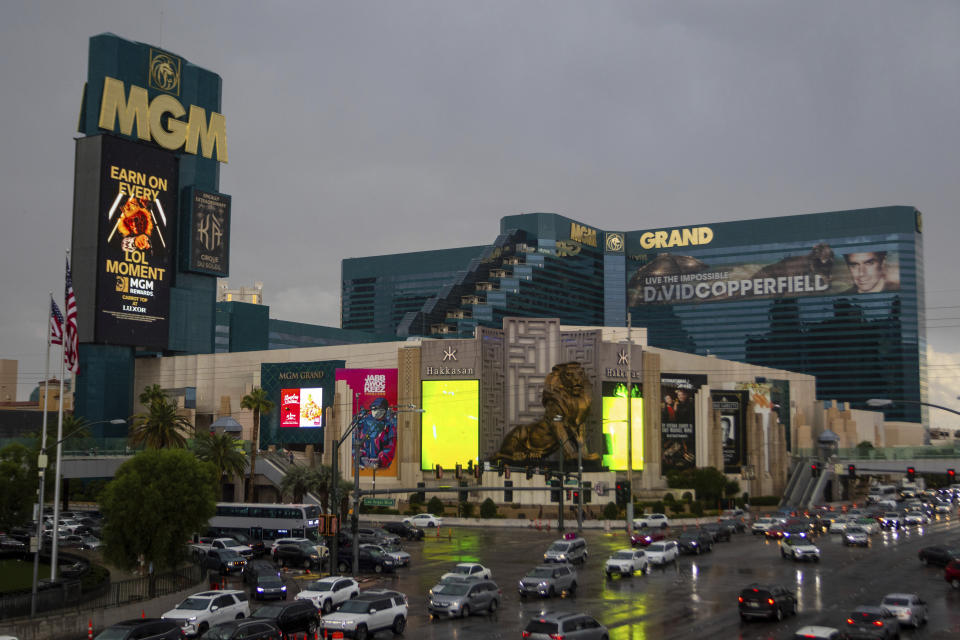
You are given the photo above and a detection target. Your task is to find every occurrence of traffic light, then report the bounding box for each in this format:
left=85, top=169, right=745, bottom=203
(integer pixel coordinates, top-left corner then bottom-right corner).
left=544, top=470, right=553, bottom=485
left=467, top=460, right=474, bottom=474
left=525, top=467, right=533, bottom=480
left=847, top=464, right=856, bottom=479
left=504, top=480, right=514, bottom=502
left=474, top=463, right=483, bottom=482
left=435, top=464, right=443, bottom=480
left=615, top=480, right=631, bottom=506
left=504, top=467, right=511, bottom=480
left=550, top=479, right=562, bottom=503
left=458, top=480, right=468, bottom=502
left=810, top=462, right=820, bottom=478
left=416, top=481, right=426, bottom=503
left=571, top=489, right=579, bottom=503
left=455, top=463, right=463, bottom=480
left=907, top=467, right=916, bottom=481
left=582, top=481, right=592, bottom=504
left=948, top=468, right=956, bottom=481
left=497, top=459, right=505, bottom=477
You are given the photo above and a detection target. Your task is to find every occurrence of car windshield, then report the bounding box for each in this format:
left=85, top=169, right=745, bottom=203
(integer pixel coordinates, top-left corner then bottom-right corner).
left=648, top=543, right=666, bottom=552
left=527, top=568, right=553, bottom=578
left=882, top=597, right=909, bottom=606
left=177, top=597, right=211, bottom=611
left=548, top=543, right=568, bottom=552
left=524, top=620, right=559, bottom=633
left=253, top=604, right=284, bottom=618
left=219, top=538, right=241, bottom=547
left=306, top=580, right=334, bottom=592
left=259, top=576, right=283, bottom=587
left=437, top=584, right=470, bottom=596
left=452, top=565, right=473, bottom=574
left=613, top=551, right=634, bottom=560
left=338, top=600, right=370, bottom=614
left=847, top=527, right=865, bottom=534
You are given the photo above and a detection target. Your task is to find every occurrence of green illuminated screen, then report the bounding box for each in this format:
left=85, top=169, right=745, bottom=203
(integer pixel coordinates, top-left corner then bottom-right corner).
left=421, top=380, right=479, bottom=471
left=602, top=383, right=643, bottom=471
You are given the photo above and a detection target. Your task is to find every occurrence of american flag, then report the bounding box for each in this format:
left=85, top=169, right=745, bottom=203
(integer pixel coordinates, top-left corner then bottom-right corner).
left=49, top=298, right=64, bottom=345
left=64, top=257, right=78, bottom=374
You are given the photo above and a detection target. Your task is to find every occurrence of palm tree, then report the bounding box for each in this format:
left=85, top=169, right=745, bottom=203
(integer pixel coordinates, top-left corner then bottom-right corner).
left=280, top=466, right=315, bottom=503
left=241, top=387, right=274, bottom=503
left=128, top=398, right=192, bottom=449
left=193, top=432, right=248, bottom=500
left=138, top=384, right=168, bottom=409
left=60, top=414, right=92, bottom=451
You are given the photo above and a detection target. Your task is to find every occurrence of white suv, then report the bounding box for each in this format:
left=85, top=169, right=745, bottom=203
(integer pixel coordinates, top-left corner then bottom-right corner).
left=320, top=589, right=408, bottom=638
left=161, top=590, right=250, bottom=637
left=633, top=513, right=670, bottom=529
left=295, top=576, right=360, bottom=614
left=604, top=549, right=648, bottom=577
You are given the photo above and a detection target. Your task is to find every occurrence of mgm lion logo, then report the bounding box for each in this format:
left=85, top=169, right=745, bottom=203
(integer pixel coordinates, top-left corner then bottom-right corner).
left=494, top=362, right=600, bottom=463
left=149, top=50, right=181, bottom=95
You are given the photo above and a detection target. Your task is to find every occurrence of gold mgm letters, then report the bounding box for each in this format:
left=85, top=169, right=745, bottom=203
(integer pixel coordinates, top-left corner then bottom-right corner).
left=98, top=77, right=228, bottom=163
left=639, top=226, right=713, bottom=250
left=570, top=222, right=598, bottom=247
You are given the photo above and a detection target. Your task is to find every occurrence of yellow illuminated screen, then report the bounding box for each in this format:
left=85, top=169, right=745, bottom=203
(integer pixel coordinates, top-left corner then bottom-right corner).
left=421, top=380, right=479, bottom=471
left=602, top=384, right=643, bottom=470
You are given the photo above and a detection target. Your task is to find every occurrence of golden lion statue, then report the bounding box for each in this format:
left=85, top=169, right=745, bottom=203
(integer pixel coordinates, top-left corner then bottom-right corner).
left=494, top=362, right=599, bottom=462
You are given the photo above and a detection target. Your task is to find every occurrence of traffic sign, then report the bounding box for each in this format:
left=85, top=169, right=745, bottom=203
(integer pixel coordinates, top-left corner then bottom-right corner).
left=361, top=497, right=396, bottom=507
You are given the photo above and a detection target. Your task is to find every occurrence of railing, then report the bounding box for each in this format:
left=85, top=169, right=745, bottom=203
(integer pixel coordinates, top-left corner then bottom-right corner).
left=795, top=445, right=960, bottom=460
left=0, top=553, right=204, bottom=620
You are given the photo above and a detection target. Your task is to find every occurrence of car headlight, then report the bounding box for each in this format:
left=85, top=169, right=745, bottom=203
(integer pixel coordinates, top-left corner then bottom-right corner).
left=538, top=581, right=548, bottom=587
left=280, top=585, right=287, bottom=590
left=257, top=587, right=264, bottom=592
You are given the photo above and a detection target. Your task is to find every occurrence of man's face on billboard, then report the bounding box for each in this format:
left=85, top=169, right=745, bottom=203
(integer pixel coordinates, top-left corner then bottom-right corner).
left=676, top=389, right=689, bottom=403
left=844, top=252, right=885, bottom=292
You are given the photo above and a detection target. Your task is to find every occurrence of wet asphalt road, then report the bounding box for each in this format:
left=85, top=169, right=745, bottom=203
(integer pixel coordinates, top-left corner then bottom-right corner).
left=255, top=517, right=960, bottom=639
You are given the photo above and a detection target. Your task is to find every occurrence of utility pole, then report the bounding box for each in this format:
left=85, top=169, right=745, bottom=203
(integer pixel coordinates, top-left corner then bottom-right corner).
left=625, top=312, right=634, bottom=534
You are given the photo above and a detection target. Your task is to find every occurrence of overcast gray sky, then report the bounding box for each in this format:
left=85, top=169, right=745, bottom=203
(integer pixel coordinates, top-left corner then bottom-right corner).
left=2, top=1, right=959, bottom=424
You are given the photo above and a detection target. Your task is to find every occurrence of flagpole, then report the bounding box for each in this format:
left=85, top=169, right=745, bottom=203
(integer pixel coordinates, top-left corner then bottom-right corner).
left=31, top=292, right=55, bottom=615
left=49, top=342, right=66, bottom=581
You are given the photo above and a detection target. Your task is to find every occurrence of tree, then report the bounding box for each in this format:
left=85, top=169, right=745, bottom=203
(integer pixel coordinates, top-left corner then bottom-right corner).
left=139, top=384, right=168, bottom=409
left=427, top=496, right=445, bottom=516
left=60, top=414, right=92, bottom=451
left=100, top=449, right=216, bottom=595
left=241, top=387, right=274, bottom=503
left=479, top=498, right=498, bottom=519
left=128, top=397, right=192, bottom=449
left=280, top=465, right=315, bottom=503
left=193, top=432, right=248, bottom=500
left=0, top=443, right=34, bottom=528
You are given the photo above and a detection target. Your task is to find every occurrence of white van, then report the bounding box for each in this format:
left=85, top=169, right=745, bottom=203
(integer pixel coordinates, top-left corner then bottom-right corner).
left=867, top=485, right=897, bottom=503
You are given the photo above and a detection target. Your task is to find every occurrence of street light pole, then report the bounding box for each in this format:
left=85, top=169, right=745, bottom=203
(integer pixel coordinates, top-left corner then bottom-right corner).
left=31, top=418, right=124, bottom=616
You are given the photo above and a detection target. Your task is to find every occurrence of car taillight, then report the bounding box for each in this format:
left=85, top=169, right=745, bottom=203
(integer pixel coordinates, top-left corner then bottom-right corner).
left=767, top=598, right=775, bottom=605
left=737, top=596, right=743, bottom=603
left=521, top=633, right=531, bottom=639
left=873, top=620, right=883, bottom=627
left=549, top=635, right=564, bottom=640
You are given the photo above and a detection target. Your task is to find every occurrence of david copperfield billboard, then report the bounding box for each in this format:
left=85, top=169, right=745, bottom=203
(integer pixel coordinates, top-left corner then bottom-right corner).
left=95, top=135, right=177, bottom=348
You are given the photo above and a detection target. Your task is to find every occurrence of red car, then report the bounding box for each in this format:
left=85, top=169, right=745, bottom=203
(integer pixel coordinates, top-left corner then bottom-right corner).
left=764, top=526, right=786, bottom=540
left=631, top=531, right=665, bottom=547
left=945, top=560, right=960, bottom=589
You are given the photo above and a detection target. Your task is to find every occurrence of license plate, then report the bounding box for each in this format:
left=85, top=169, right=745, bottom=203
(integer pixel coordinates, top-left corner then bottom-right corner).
left=748, top=602, right=759, bottom=608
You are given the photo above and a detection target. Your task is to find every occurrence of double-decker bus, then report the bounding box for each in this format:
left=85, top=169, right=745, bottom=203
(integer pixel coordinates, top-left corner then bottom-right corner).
left=207, top=503, right=325, bottom=546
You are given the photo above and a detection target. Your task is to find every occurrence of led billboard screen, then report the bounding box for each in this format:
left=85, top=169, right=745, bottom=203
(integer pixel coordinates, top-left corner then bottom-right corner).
left=280, top=388, right=324, bottom=427
left=186, top=188, right=231, bottom=276
left=660, top=373, right=707, bottom=474
left=713, top=390, right=749, bottom=474
left=94, top=135, right=177, bottom=348
left=336, top=369, right=399, bottom=477
left=601, top=382, right=642, bottom=471
left=629, top=242, right=902, bottom=306
left=421, top=380, right=479, bottom=471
